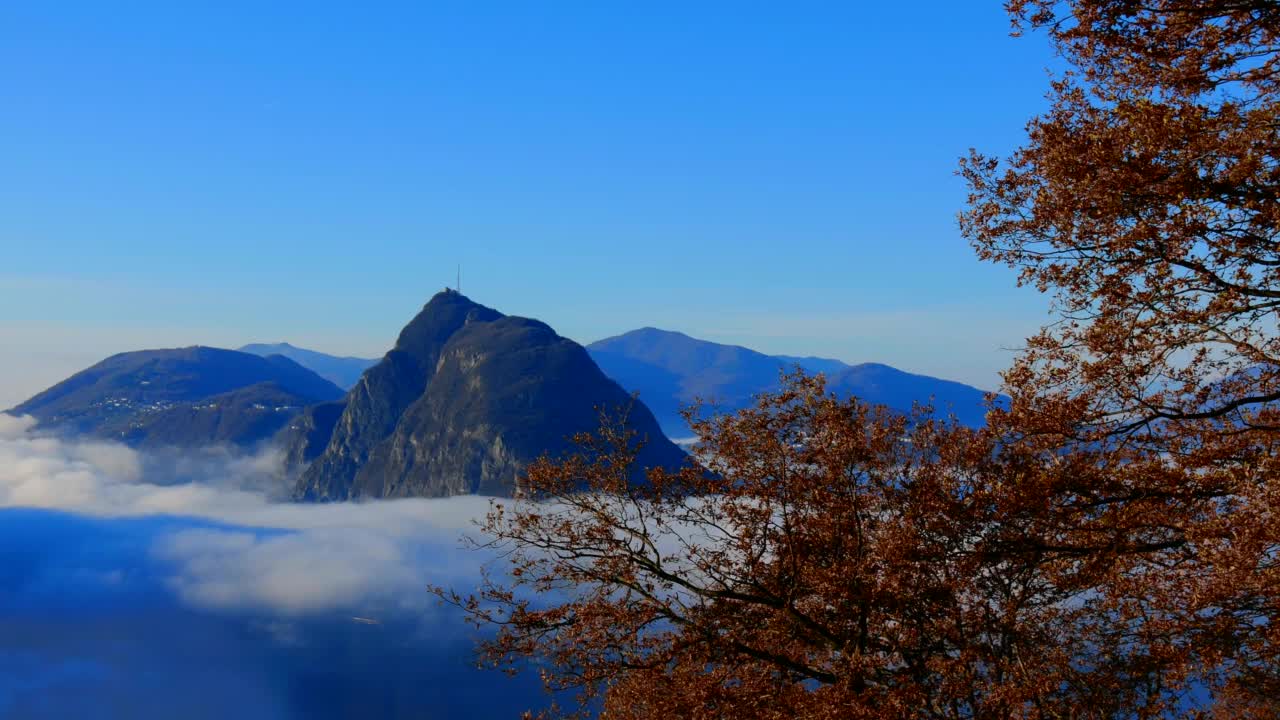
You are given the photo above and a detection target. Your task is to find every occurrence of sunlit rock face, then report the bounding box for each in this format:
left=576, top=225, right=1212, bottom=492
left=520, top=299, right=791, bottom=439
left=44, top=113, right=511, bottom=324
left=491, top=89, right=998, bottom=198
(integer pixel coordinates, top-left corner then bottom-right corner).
left=292, top=290, right=684, bottom=501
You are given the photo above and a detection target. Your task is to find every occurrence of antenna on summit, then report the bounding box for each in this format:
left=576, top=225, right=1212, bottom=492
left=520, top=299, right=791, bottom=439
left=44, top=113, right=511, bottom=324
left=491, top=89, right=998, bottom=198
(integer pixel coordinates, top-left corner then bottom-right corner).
left=456, top=265, right=461, bottom=294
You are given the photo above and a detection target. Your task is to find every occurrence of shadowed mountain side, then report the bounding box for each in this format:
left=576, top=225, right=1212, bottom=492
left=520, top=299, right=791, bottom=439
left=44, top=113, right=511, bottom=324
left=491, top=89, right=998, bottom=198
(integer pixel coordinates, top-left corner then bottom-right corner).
left=572, top=352, right=688, bottom=438
left=293, top=292, right=684, bottom=500
left=116, top=382, right=330, bottom=449
left=277, top=400, right=348, bottom=473
left=588, top=328, right=1001, bottom=433
left=8, top=347, right=344, bottom=448
left=239, top=343, right=377, bottom=390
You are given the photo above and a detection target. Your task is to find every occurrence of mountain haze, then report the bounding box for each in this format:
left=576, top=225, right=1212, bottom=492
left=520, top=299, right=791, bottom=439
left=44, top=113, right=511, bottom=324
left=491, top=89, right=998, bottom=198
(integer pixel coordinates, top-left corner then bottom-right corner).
left=8, top=347, right=345, bottom=447
left=291, top=291, right=685, bottom=500
left=239, top=342, right=376, bottom=390
left=588, top=328, right=998, bottom=433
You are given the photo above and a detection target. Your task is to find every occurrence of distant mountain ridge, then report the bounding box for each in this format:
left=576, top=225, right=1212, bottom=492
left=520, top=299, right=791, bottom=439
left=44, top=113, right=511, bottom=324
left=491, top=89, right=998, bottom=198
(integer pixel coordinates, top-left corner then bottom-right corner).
left=290, top=291, right=685, bottom=501
left=587, top=328, right=999, bottom=433
left=773, top=354, right=854, bottom=376
left=8, top=347, right=345, bottom=448
left=9, top=317, right=995, bottom=486
left=239, top=343, right=376, bottom=390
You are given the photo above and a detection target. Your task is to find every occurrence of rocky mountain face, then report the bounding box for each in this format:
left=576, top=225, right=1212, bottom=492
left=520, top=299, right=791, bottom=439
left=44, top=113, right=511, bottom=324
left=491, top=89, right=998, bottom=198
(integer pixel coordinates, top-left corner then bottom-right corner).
left=291, top=291, right=685, bottom=501
left=587, top=328, right=1000, bottom=433
left=278, top=400, right=347, bottom=472
left=8, top=347, right=345, bottom=447
left=239, top=343, right=376, bottom=390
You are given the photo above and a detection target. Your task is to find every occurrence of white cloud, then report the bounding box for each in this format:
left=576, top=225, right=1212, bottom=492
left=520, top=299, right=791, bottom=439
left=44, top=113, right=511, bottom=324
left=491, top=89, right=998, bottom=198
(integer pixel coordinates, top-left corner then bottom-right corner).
left=0, top=413, right=37, bottom=438
left=0, top=416, right=496, bottom=617
left=156, top=528, right=422, bottom=614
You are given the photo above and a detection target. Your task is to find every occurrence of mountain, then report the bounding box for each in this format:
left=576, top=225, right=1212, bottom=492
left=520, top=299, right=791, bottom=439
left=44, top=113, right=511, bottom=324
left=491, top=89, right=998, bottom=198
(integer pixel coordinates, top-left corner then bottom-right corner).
left=278, top=400, right=348, bottom=473
left=238, top=342, right=376, bottom=390
left=824, top=362, right=999, bottom=428
left=291, top=291, right=685, bottom=501
left=8, top=347, right=345, bottom=448
left=587, top=328, right=999, bottom=434
left=774, top=355, right=852, bottom=376
left=585, top=328, right=792, bottom=436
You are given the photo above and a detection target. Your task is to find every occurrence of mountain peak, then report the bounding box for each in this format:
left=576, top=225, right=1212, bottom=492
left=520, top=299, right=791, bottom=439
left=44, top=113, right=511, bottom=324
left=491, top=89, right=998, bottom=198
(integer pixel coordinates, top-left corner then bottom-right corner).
left=392, top=293, right=503, bottom=360
left=291, top=298, right=683, bottom=500
left=424, top=288, right=475, bottom=307
left=599, top=327, right=692, bottom=344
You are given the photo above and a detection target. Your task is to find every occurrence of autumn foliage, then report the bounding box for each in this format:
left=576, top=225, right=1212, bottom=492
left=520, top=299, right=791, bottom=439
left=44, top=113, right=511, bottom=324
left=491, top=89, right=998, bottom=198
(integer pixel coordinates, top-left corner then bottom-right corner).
left=964, top=0, right=1280, bottom=443
left=959, top=2, right=1280, bottom=711
left=439, top=2, right=1280, bottom=717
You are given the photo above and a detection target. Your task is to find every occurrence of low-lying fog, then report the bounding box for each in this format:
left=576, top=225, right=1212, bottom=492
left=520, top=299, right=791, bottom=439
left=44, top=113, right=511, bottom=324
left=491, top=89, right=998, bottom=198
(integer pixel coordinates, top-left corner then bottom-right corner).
left=0, top=415, right=547, bottom=719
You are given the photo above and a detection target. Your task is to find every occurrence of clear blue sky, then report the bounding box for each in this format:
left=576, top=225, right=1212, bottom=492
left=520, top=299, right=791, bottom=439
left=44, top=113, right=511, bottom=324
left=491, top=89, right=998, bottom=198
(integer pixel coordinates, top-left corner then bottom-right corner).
left=0, top=1, right=1059, bottom=407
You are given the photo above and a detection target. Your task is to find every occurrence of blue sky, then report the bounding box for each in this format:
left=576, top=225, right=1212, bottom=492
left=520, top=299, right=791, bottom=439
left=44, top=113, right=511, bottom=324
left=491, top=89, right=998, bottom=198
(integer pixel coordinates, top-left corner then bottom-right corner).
left=0, top=1, right=1059, bottom=406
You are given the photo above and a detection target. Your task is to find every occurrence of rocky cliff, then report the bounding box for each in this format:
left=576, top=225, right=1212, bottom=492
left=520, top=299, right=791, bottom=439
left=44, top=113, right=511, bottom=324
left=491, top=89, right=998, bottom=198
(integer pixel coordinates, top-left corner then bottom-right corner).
left=292, top=291, right=684, bottom=500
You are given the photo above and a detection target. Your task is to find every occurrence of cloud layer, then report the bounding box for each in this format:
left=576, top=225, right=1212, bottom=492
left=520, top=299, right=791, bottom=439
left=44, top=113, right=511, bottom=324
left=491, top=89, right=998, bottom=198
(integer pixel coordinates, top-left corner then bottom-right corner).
left=0, top=414, right=546, bottom=719
left=0, top=413, right=496, bottom=615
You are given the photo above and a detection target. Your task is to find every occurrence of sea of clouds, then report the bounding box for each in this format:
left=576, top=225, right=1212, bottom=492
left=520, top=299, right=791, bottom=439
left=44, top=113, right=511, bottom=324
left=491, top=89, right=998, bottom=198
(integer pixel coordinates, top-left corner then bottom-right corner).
left=0, top=414, right=548, bottom=719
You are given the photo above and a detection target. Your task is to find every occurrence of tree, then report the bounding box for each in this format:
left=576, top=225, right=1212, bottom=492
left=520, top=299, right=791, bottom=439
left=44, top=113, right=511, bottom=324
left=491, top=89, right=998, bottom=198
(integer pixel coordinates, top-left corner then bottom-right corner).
left=439, top=1, right=1280, bottom=716
left=438, top=376, right=1229, bottom=718
left=961, top=0, right=1280, bottom=441
left=960, top=0, right=1280, bottom=713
